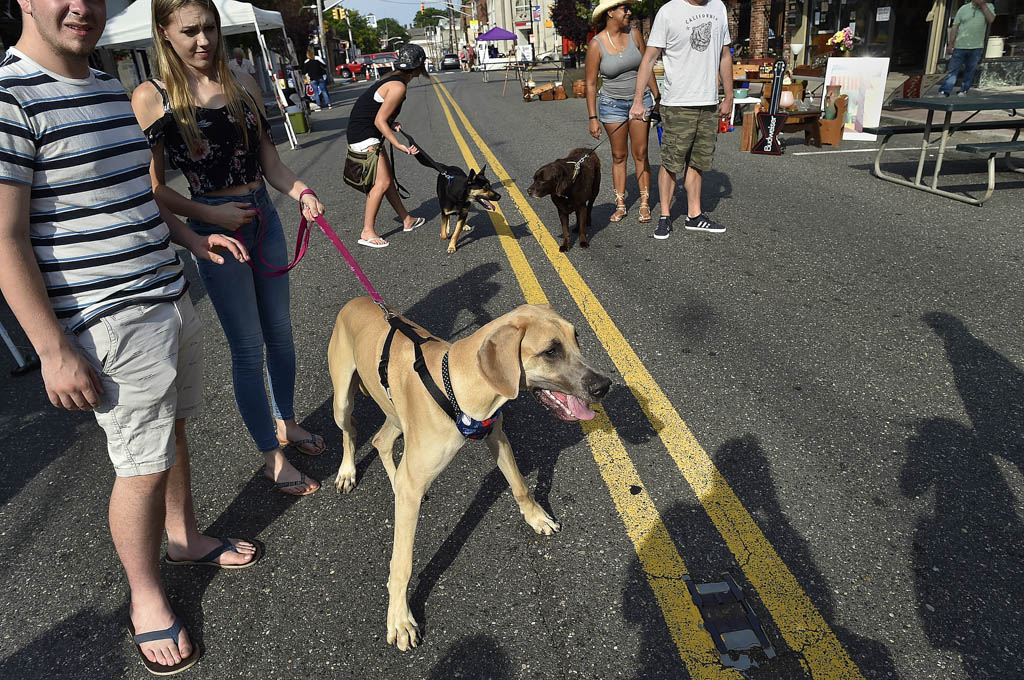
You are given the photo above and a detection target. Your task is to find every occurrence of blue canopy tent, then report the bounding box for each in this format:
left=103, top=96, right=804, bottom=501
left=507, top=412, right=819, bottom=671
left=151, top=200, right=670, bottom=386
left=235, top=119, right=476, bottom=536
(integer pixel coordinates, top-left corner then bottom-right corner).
left=477, top=26, right=516, bottom=41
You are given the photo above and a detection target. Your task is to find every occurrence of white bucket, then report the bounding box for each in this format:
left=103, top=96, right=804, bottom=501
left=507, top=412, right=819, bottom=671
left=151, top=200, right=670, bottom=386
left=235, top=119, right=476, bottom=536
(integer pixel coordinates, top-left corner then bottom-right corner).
left=985, top=36, right=1005, bottom=59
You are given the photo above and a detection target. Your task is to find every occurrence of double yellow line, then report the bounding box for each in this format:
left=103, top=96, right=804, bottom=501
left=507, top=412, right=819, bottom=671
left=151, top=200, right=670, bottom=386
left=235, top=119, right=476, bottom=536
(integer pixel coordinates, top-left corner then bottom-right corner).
left=428, top=77, right=864, bottom=680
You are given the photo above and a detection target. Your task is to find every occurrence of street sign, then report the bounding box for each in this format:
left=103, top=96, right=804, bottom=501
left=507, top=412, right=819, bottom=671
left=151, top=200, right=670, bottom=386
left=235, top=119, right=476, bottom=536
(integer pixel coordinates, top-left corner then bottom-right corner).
left=367, top=13, right=377, bottom=28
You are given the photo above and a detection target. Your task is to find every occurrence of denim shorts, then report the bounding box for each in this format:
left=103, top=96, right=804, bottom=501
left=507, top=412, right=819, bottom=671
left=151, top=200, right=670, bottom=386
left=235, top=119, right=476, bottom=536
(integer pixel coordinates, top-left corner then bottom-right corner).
left=597, top=89, right=654, bottom=124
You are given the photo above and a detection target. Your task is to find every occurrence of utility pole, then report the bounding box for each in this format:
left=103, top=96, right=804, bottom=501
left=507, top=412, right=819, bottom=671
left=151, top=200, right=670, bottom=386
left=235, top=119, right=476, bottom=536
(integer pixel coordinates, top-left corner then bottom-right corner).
left=316, top=0, right=329, bottom=77
left=448, top=0, right=455, bottom=53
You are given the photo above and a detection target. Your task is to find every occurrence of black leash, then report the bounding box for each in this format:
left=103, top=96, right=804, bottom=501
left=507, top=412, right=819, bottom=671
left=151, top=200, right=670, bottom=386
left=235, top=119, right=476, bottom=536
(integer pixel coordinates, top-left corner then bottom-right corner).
left=569, top=118, right=633, bottom=181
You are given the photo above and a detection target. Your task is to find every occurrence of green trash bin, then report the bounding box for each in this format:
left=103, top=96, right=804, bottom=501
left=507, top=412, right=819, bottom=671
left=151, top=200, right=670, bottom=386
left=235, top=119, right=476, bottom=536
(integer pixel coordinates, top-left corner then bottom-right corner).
left=287, top=109, right=308, bottom=134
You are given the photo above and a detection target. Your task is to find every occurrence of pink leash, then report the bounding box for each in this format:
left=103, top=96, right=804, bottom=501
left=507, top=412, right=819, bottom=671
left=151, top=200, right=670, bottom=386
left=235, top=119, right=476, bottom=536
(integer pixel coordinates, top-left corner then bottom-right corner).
left=237, top=189, right=387, bottom=308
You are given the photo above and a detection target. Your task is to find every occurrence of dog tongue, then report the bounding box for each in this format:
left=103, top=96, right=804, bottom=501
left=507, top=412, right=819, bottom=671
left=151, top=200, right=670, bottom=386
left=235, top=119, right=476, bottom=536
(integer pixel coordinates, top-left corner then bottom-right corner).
left=565, top=394, right=596, bottom=420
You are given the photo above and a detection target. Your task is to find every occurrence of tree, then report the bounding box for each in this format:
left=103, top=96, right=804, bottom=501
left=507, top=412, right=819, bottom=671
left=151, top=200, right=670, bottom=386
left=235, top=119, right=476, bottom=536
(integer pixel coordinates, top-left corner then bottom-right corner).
left=376, top=17, right=410, bottom=48
left=413, top=8, right=448, bottom=28
left=549, top=0, right=590, bottom=55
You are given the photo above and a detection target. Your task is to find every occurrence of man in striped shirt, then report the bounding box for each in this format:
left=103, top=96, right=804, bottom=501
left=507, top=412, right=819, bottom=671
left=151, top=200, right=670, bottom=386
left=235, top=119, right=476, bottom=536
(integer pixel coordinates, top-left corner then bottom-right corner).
left=0, top=0, right=257, bottom=673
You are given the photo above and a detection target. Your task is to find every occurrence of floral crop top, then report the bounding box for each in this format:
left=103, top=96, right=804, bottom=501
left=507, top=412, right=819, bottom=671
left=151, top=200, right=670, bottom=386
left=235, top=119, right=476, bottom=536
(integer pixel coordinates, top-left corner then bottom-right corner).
left=143, top=79, right=271, bottom=196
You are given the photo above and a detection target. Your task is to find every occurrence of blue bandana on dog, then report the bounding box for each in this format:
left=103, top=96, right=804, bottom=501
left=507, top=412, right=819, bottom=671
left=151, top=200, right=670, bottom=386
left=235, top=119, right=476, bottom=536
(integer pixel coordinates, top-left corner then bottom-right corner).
left=455, top=408, right=502, bottom=440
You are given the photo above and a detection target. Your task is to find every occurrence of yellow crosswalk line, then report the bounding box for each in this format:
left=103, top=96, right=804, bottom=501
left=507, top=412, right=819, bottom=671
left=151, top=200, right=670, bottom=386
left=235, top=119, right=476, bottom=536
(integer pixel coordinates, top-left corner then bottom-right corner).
left=431, top=77, right=865, bottom=680
left=429, top=78, right=739, bottom=679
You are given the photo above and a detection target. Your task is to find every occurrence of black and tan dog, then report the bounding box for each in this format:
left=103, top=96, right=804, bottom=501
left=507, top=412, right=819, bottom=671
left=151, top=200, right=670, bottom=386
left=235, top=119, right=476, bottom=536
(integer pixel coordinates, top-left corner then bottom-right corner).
left=410, top=142, right=501, bottom=253
left=527, top=148, right=600, bottom=252
left=328, top=298, right=611, bottom=650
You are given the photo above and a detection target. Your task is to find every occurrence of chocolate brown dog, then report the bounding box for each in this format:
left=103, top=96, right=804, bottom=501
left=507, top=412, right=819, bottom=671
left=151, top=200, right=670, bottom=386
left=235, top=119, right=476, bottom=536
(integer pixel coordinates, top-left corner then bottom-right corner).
left=527, top=148, right=601, bottom=252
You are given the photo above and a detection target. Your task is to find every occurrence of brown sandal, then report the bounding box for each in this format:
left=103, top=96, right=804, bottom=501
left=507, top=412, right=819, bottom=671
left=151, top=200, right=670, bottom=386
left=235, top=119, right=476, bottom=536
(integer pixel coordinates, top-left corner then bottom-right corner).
left=610, top=192, right=627, bottom=222
left=638, top=190, right=652, bottom=223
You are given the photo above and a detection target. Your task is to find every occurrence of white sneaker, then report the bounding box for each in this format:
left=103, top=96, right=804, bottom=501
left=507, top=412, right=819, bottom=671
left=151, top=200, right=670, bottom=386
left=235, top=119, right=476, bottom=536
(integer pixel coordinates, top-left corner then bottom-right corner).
left=956, top=91, right=966, bottom=97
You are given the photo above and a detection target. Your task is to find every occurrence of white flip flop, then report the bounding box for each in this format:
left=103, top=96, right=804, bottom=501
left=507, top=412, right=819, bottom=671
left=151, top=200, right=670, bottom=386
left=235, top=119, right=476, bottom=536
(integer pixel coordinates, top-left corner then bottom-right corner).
left=357, top=238, right=389, bottom=248
left=402, top=217, right=426, bottom=232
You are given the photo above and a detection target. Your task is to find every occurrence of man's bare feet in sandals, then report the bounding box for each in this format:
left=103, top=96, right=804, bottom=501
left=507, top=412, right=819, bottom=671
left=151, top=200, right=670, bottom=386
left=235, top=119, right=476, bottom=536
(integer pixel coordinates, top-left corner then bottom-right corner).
left=264, top=449, right=320, bottom=496
left=164, top=535, right=260, bottom=568
left=276, top=419, right=326, bottom=456
left=129, top=597, right=197, bottom=674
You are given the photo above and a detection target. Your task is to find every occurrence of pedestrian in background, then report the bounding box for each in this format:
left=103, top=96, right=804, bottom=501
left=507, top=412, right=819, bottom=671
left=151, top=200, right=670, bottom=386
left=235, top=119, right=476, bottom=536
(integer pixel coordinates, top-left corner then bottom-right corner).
left=303, top=45, right=331, bottom=110
left=0, top=0, right=259, bottom=674
left=585, top=0, right=660, bottom=224
left=133, top=0, right=327, bottom=497
left=345, top=43, right=428, bottom=248
left=228, top=46, right=255, bottom=81
left=630, top=0, right=732, bottom=239
left=940, top=0, right=995, bottom=97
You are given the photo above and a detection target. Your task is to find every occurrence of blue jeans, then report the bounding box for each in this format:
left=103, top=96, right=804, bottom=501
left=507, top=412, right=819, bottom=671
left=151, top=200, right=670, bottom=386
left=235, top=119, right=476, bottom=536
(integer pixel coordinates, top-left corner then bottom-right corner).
left=188, top=185, right=297, bottom=452
left=940, top=48, right=984, bottom=95
left=310, top=77, right=330, bottom=108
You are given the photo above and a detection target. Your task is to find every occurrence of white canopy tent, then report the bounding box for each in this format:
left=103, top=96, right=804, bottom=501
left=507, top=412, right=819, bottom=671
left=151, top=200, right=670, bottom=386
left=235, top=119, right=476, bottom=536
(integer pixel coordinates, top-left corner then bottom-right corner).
left=97, top=0, right=302, bottom=148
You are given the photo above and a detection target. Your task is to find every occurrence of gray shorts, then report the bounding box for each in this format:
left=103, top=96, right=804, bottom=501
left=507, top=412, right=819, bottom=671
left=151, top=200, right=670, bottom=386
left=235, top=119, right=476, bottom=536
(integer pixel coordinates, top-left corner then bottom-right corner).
left=70, top=296, right=203, bottom=477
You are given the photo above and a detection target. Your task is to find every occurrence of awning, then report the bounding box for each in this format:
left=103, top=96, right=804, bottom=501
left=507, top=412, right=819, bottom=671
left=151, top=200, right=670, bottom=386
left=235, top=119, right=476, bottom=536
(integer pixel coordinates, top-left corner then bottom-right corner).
left=97, top=0, right=284, bottom=50
left=477, top=27, right=517, bottom=42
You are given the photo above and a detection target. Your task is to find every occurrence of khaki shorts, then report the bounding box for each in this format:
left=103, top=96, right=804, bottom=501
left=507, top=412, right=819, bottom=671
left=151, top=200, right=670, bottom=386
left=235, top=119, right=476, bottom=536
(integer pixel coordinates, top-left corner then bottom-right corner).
left=660, top=105, right=719, bottom=173
left=70, top=296, right=203, bottom=477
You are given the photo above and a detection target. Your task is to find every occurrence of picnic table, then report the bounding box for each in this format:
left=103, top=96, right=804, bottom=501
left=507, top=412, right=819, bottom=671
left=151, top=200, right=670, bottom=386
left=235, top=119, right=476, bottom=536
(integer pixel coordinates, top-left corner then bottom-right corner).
left=866, top=94, right=1024, bottom=206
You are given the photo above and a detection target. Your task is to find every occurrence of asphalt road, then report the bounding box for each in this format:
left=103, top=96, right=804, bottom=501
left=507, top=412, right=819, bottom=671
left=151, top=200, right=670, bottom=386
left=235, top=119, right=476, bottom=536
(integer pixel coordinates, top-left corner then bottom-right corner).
left=2, top=71, right=1023, bottom=680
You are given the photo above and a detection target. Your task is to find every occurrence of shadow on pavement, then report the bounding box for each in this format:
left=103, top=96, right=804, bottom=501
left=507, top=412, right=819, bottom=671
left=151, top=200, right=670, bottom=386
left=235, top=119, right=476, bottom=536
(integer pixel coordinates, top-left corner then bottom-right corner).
left=427, top=633, right=512, bottom=679
left=899, top=312, right=1024, bottom=678
left=621, top=434, right=901, bottom=679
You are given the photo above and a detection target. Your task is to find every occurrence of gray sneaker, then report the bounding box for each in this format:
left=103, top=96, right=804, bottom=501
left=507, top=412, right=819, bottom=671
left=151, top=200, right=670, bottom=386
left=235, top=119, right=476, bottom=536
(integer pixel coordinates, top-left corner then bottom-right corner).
left=653, top=217, right=671, bottom=239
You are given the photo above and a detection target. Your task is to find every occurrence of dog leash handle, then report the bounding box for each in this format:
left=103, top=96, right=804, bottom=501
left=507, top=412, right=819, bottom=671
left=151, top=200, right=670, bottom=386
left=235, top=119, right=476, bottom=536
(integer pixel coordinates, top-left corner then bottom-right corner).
left=235, top=207, right=311, bottom=278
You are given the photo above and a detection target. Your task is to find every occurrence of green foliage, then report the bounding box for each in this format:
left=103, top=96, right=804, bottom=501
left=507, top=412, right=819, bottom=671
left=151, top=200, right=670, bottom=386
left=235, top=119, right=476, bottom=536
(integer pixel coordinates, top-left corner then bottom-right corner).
left=414, top=8, right=448, bottom=28
left=549, top=0, right=590, bottom=49
left=325, top=9, right=407, bottom=55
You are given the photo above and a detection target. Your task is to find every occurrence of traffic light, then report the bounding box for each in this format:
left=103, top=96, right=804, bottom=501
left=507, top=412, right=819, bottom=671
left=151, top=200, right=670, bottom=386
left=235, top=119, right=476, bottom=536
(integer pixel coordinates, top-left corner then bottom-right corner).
left=420, top=3, right=425, bottom=9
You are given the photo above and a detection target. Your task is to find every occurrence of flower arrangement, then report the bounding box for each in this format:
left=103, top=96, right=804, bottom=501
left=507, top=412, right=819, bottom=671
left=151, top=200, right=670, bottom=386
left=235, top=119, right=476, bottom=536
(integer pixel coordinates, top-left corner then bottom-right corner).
left=826, top=27, right=855, bottom=53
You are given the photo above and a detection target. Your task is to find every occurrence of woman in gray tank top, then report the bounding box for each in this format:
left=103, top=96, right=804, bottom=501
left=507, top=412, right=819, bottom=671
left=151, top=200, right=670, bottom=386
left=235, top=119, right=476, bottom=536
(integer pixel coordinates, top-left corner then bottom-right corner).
left=584, top=0, right=660, bottom=223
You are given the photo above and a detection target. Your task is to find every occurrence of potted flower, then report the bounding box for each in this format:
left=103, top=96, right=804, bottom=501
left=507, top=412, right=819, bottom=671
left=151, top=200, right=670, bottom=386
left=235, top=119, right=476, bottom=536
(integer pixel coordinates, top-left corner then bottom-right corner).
left=826, top=27, right=856, bottom=57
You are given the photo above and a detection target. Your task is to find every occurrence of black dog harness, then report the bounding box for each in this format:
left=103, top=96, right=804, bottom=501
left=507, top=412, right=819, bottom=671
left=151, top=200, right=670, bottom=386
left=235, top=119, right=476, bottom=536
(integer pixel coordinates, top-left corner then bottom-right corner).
left=378, top=316, right=501, bottom=440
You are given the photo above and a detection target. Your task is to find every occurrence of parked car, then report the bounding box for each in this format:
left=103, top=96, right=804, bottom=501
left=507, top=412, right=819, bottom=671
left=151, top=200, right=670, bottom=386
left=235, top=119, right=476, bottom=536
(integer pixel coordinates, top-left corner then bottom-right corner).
left=336, top=51, right=398, bottom=79
left=440, top=53, right=460, bottom=70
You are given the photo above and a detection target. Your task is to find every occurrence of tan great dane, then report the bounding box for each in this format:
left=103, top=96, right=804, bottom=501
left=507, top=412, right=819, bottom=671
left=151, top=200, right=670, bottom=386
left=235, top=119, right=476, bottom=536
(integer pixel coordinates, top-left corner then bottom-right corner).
left=327, top=297, right=611, bottom=650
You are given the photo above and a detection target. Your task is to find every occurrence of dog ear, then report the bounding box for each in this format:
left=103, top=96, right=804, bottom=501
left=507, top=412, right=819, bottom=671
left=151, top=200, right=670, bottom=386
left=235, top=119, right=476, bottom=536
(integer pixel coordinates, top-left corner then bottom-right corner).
left=468, top=168, right=477, bottom=180
left=554, top=165, right=571, bottom=197
left=476, top=323, right=526, bottom=399
left=477, top=164, right=488, bottom=177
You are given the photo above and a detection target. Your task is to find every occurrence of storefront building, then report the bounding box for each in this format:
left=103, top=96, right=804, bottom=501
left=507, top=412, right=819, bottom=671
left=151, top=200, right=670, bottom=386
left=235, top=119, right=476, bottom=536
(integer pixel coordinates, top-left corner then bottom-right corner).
left=726, top=0, right=1024, bottom=87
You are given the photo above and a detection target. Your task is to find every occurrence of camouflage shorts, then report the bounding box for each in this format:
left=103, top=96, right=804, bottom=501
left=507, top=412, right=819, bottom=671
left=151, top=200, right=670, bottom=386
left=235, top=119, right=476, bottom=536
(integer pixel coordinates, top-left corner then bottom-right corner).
left=660, top=105, right=719, bottom=173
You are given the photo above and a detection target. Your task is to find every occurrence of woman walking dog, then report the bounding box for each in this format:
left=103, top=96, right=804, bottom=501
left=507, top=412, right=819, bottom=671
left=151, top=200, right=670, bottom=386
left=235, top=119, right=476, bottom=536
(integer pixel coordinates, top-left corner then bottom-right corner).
left=584, top=0, right=660, bottom=223
left=132, top=0, right=326, bottom=497
left=344, top=43, right=428, bottom=248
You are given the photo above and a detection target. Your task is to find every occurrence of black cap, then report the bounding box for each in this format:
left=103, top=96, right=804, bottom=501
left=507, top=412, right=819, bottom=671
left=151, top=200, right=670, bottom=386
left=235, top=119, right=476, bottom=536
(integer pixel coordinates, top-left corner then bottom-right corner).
left=395, top=44, right=426, bottom=72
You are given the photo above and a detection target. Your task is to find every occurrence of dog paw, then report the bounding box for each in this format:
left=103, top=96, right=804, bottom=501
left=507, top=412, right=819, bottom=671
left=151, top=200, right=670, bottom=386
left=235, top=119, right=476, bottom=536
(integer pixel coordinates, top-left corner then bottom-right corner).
left=522, top=504, right=561, bottom=535
left=580, top=240, right=589, bottom=248
left=559, top=242, right=569, bottom=252
left=446, top=245, right=456, bottom=254
left=334, top=466, right=357, bottom=493
left=387, top=611, right=420, bottom=651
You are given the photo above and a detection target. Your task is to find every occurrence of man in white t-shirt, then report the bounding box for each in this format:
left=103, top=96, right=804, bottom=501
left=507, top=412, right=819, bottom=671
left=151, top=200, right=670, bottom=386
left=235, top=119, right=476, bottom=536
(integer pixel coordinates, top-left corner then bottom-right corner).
left=630, top=0, right=732, bottom=239
left=228, top=47, right=258, bottom=84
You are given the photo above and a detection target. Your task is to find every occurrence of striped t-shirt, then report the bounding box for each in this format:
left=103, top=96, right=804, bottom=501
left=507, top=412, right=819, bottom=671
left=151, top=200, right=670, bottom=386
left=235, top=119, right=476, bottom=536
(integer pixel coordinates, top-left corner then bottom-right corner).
left=0, top=48, right=185, bottom=333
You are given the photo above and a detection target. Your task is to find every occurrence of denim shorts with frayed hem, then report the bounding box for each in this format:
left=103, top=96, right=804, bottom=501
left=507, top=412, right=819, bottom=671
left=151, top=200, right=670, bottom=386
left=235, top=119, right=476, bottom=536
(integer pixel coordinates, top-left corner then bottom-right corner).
left=597, top=90, right=655, bottom=124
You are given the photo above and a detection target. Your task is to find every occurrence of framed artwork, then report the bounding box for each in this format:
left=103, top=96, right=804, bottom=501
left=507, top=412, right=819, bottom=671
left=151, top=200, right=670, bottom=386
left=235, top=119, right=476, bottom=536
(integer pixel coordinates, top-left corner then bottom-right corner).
left=821, top=56, right=890, bottom=141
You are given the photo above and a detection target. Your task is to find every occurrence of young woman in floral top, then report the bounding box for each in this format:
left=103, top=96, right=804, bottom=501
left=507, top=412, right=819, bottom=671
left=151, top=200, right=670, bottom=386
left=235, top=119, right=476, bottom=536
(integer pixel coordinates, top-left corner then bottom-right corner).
left=132, top=0, right=326, bottom=497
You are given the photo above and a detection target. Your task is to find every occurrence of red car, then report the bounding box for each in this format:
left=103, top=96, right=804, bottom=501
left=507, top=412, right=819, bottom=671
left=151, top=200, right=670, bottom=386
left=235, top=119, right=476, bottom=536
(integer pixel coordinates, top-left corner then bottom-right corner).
left=336, top=52, right=398, bottom=78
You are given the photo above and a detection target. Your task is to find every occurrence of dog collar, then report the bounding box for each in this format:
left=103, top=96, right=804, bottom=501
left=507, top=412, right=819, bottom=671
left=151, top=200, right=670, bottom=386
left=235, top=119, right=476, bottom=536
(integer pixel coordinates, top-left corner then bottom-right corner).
left=442, top=352, right=501, bottom=439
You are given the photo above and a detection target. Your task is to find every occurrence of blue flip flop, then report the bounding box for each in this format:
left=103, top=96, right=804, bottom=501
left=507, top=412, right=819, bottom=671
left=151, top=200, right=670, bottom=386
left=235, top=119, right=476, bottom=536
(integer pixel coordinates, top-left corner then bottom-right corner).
left=163, top=537, right=264, bottom=570
left=127, top=616, right=201, bottom=676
